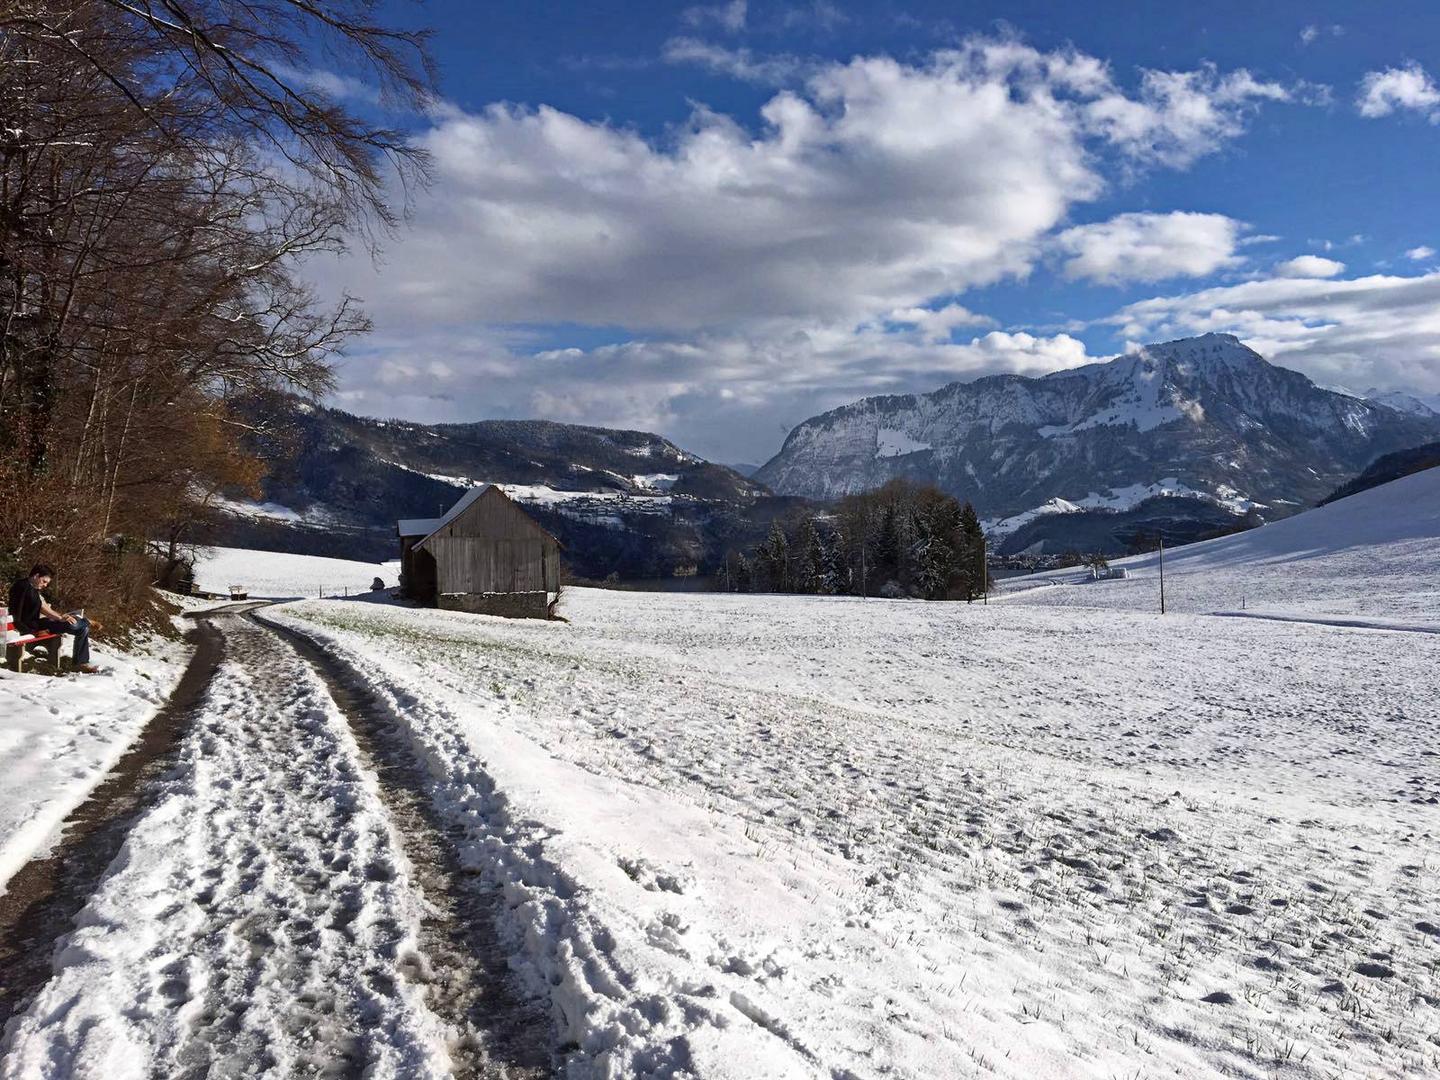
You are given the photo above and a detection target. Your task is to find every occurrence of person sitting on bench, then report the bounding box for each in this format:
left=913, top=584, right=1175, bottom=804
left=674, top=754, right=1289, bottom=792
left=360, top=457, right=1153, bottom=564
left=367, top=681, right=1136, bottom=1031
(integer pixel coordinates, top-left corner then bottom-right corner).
left=7, top=563, right=98, bottom=674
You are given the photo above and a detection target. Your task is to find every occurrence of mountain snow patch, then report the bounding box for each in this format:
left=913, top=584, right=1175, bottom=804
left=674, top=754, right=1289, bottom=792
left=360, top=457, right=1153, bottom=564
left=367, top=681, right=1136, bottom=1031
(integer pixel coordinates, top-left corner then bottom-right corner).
left=986, top=478, right=1261, bottom=535
left=875, top=428, right=931, bottom=458
left=631, top=473, right=679, bottom=492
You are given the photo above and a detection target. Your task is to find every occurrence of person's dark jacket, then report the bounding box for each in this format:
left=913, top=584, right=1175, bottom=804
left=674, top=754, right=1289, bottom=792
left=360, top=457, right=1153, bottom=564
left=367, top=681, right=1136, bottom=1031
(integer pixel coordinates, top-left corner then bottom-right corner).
left=8, top=577, right=42, bottom=634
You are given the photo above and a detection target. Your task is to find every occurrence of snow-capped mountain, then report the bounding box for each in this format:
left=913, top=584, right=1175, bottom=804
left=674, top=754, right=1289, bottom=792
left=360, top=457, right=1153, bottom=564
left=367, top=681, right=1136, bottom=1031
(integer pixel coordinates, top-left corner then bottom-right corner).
left=755, top=334, right=1440, bottom=525
left=1363, top=387, right=1440, bottom=419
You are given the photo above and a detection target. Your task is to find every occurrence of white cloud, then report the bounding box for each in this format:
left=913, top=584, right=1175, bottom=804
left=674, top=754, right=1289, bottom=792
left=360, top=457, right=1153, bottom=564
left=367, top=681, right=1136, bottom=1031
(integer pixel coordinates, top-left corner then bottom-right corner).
left=661, top=38, right=806, bottom=84
left=1299, top=24, right=1343, bottom=46
left=326, top=42, right=1304, bottom=337
left=881, top=303, right=995, bottom=342
left=1082, top=65, right=1300, bottom=168
left=315, top=39, right=1311, bottom=458
left=1356, top=62, right=1440, bottom=121
left=682, top=0, right=747, bottom=32
left=1105, top=270, right=1440, bottom=399
left=1406, top=245, right=1436, bottom=261
left=1054, top=211, right=1244, bottom=284
left=1274, top=255, right=1345, bottom=278
left=327, top=46, right=1122, bottom=335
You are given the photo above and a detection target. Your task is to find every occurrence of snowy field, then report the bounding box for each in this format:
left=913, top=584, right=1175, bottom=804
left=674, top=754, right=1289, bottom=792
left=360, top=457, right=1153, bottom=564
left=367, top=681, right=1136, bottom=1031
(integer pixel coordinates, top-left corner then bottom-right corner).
left=4, top=473, right=1438, bottom=1077
left=234, top=586, right=1438, bottom=1078
left=191, top=545, right=398, bottom=600
left=1000, top=466, right=1440, bottom=622
left=0, top=639, right=189, bottom=894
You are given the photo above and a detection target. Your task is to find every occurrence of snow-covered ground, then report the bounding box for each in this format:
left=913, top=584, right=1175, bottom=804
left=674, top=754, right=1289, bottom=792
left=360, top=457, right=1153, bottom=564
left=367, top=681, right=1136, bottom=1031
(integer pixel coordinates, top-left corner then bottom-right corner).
left=5, top=471, right=1437, bottom=1077
left=0, top=638, right=190, bottom=895
left=232, top=582, right=1435, bottom=1078
left=2, top=617, right=455, bottom=1078
left=191, top=545, right=399, bottom=599
left=1001, top=464, right=1440, bottom=621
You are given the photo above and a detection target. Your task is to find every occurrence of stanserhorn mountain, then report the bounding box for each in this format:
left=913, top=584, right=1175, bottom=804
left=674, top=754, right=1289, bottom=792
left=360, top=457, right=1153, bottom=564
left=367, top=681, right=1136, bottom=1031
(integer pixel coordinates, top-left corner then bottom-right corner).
left=755, top=334, right=1440, bottom=533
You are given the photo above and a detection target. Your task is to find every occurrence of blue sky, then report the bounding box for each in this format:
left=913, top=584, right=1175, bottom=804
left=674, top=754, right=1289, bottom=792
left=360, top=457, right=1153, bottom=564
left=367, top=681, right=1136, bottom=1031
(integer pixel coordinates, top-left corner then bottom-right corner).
left=314, top=1, right=1440, bottom=463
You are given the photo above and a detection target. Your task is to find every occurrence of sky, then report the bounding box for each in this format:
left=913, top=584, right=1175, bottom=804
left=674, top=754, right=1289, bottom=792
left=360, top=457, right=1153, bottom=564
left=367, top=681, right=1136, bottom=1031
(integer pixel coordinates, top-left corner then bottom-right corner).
left=309, top=0, right=1440, bottom=464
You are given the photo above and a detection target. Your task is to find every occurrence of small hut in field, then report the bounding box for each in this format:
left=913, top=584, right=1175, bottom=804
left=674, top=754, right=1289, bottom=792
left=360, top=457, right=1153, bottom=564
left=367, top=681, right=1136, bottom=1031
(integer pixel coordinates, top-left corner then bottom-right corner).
left=397, top=485, right=561, bottom=618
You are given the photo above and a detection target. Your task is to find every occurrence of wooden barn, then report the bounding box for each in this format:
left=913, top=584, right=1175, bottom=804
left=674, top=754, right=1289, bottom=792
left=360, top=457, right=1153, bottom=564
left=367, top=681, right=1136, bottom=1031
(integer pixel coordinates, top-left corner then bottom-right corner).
left=397, top=485, right=561, bottom=618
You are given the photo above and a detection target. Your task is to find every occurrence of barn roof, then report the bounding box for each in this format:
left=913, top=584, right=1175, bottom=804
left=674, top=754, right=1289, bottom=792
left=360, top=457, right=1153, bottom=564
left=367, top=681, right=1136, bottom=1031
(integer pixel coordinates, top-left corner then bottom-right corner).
left=399, top=485, right=562, bottom=548
left=397, top=516, right=441, bottom=538
left=396, top=484, right=493, bottom=539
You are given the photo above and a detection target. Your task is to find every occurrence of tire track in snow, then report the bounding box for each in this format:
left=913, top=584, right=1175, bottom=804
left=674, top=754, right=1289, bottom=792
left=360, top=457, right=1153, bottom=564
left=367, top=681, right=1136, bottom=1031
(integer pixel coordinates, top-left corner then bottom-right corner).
left=270, top=616, right=552, bottom=1078
left=1, top=614, right=549, bottom=1078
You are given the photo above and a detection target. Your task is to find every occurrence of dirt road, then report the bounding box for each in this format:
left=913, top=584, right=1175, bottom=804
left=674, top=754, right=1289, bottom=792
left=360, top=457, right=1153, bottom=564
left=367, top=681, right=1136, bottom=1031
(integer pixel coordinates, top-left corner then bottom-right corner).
left=0, top=611, right=551, bottom=1079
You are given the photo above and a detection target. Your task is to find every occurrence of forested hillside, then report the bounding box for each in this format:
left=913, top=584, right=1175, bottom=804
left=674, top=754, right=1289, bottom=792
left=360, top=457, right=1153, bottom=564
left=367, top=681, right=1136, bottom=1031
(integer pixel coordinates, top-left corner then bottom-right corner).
left=1321, top=440, right=1440, bottom=506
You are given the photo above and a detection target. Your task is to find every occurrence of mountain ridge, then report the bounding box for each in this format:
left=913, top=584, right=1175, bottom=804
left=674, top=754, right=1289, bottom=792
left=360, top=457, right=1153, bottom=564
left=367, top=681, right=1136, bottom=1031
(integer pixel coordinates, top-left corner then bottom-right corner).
left=754, top=334, right=1440, bottom=524
left=217, top=400, right=792, bottom=579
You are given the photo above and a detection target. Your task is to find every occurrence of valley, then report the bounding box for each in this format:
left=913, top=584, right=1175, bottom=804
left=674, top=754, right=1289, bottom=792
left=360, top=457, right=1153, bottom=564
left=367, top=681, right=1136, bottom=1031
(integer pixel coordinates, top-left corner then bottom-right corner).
left=4, top=464, right=1437, bottom=1077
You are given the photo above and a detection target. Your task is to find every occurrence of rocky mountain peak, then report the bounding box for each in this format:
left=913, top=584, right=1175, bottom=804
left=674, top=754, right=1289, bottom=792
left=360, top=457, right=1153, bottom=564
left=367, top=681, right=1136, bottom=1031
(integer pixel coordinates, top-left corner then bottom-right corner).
left=753, top=335, right=1440, bottom=522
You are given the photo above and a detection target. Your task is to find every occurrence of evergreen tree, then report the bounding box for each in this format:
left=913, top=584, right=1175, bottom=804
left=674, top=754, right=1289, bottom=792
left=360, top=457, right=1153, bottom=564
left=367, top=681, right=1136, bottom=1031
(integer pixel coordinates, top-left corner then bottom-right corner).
left=874, top=504, right=901, bottom=585
left=819, top=524, right=846, bottom=595
left=957, top=501, right=988, bottom=600
left=756, top=521, right=791, bottom=592
left=795, top=517, right=827, bottom=594
left=910, top=492, right=953, bottom=599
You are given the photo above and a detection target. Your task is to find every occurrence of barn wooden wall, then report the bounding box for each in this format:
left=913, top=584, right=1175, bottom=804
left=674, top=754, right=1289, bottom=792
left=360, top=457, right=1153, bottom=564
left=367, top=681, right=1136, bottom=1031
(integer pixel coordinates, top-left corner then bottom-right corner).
left=431, top=537, right=558, bottom=594
left=422, top=489, right=560, bottom=597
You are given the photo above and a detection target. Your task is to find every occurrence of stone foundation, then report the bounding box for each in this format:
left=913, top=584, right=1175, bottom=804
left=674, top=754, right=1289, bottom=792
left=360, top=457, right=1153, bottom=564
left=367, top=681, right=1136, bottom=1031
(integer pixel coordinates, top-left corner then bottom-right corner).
left=437, top=591, right=552, bottom=619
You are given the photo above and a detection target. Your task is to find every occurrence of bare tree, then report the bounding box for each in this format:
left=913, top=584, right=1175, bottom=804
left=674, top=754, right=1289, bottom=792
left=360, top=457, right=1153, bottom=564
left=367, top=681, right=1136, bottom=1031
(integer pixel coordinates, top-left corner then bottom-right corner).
left=0, top=0, right=436, bottom=630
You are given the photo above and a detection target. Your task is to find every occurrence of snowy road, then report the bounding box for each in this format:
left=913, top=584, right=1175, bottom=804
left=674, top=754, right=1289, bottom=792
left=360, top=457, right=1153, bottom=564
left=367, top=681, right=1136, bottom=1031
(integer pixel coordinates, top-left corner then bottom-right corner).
left=1, top=614, right=549, bottom=1079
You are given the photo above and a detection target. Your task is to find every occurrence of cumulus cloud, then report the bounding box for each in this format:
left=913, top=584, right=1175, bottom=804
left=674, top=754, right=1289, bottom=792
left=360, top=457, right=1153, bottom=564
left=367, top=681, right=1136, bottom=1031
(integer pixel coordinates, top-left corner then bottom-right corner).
left=1054, top=211, right=1244, bottom=284
left=1356, top=62, right=1440, bottom=121
left=1274, top=255, right=1345, bottom=278
left=682, top=0, right=747, bottom=32
left=881, top=303, right=996, bottom=342
left=1406, top=245, right=1435, bottom=261
left=1081, top=65, right=1300, bottom=167
left=1105, top=270, right=1440, bottom=398
left=314, top=39, right=1312, bottom=458
left=324, top=46, right=1121, bottom=336
left=325, top=42, right=1304, bottom=337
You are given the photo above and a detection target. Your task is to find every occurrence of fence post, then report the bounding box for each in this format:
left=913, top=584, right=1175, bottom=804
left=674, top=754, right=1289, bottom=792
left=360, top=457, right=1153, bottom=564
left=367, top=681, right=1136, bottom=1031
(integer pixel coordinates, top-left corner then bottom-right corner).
left=1158, top=535, right=1166, bottom=615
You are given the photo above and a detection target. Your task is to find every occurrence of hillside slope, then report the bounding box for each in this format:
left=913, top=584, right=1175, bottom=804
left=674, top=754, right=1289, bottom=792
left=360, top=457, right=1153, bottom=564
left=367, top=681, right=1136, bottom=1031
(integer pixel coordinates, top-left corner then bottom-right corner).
left=215, top=401, right=792, bottom=579
left=1320, top=440, right=1440, bottom=506
left=756, top=334, right=1440, bottom=528
left=1003, top=465, right=1440, bottom=619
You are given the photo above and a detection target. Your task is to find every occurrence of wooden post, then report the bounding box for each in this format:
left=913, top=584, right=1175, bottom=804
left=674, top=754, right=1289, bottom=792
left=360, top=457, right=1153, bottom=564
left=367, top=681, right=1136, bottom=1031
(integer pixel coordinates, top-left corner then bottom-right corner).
left=1158, top=534, right=1166, bottom=615
left=979, top=533, right=987, bottom=605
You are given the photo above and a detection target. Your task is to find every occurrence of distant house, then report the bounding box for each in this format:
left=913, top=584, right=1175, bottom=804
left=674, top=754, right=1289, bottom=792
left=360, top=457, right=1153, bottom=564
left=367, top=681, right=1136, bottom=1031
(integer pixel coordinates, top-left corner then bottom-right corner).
left=397, top=485, right=561, bottom=618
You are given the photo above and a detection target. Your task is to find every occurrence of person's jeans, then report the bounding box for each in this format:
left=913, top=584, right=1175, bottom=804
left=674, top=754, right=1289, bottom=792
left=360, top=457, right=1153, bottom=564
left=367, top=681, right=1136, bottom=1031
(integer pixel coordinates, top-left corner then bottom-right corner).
left=38, top=616, right=90, bottom=666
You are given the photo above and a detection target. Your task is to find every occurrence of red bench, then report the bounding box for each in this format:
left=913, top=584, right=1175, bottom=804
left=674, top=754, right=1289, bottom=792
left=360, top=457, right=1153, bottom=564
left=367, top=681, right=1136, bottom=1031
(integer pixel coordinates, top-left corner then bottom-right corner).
left=3, top=607, right=64, bottom=674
